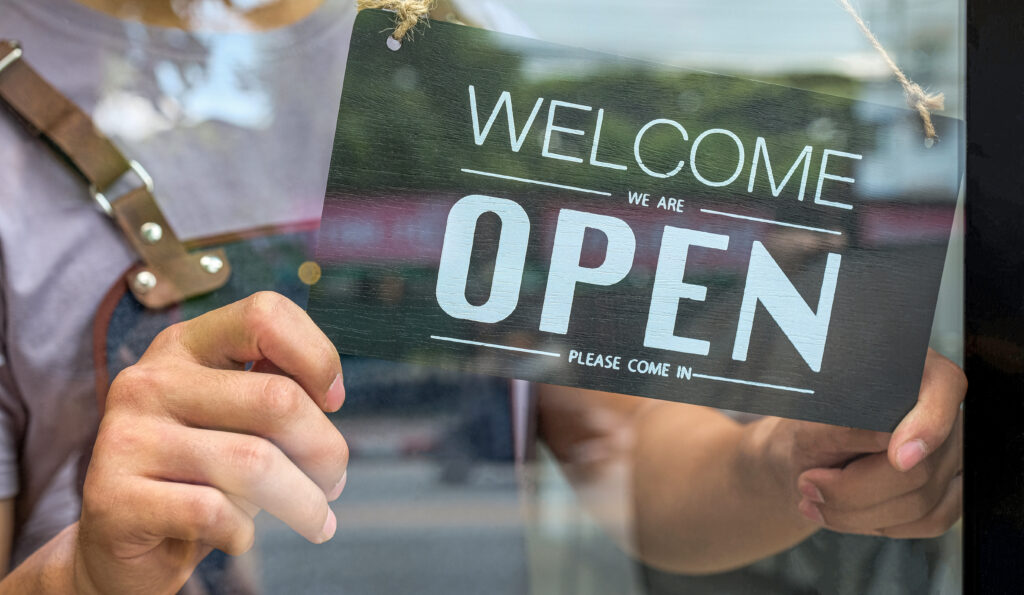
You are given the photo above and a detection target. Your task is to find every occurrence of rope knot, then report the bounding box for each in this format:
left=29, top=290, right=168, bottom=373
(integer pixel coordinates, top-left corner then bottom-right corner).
left=904, top=83, right=945, bottom=113
left=903, top=83, right=945, bottom=142
left=357, top=0, right=436, bottom=41
left=838, top=0, right=945, bottom=144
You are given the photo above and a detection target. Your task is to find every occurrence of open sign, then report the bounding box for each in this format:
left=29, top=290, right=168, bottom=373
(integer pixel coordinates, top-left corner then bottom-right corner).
left=436, top=196, right=840, bottom=373
left=308, top=11, right=963, bottom=430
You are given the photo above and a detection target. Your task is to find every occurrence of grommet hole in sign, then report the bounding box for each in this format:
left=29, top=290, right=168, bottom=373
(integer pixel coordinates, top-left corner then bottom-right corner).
left=356, top=0, right=432, bottom=52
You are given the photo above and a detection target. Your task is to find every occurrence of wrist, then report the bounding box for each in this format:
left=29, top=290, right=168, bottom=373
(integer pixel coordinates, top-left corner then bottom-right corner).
left=0, top=522, right=91, bottom=595
left=70, top=524, right=103, bottom=595
left=736, top=417, right=808, bottom=524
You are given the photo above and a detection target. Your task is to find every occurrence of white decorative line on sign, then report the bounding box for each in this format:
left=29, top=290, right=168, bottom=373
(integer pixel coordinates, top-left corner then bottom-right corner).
left=699, top=209, right=843, bottom=236
left=692, top=373, right=815, bottom=395
left=430, top=335, right=562, bottom=358
left=461, top=168, right=612, bottom=197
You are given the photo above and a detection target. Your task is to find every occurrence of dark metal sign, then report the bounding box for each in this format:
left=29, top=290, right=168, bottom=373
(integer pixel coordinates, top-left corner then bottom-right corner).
left=308, top=10, right=963, bottom=431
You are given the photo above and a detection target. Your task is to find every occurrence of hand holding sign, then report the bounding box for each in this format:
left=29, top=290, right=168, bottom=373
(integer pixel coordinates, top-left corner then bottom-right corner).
left=70, top=293, right=347, bottom=595
left=793, top=349, right=965, bottom=537
left=537, top=349, right=964, bottom=573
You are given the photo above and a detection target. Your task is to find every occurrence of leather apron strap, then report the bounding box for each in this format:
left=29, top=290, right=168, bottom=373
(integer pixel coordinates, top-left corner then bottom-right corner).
left=0, top=39, right=230, bottom=309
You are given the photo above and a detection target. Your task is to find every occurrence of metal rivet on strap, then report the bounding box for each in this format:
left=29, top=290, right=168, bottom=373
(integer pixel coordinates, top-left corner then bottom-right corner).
left=199, top=254, right=224, bottom=275
left=133, top=270, right=157, bottom=294
left=0, top=41, right=22, bottom=75
left=140, top=222, right=163, bottom=244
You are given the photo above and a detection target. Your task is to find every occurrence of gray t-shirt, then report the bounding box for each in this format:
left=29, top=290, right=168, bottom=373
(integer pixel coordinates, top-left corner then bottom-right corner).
left=0, top=0, right=354, bottom=565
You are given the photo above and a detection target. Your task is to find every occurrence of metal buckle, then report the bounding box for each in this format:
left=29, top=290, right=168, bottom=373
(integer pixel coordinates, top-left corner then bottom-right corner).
left=0, top=40, right=22, bottom=75
left=89, top=159, right=154, bottom=217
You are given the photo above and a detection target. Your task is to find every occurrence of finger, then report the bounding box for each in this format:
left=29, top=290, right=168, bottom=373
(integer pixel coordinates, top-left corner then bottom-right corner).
left=146, top=426, right=337, bottom=544
left=811, top=474, right=951, bottom=532
left=798, top=452, right=926, bottom=510
left=800, top=419, right=961, bottom=509
left=132, top=480, right=257, bottom=556
left=889, top=349, right=966, bottom=471
left=228, top=493, right=261, bottom=518
left=878, top=474, right=963, bottom=539
left=250, top=359, right=285, bottom=376
left=799, top=419, right=961, bottom=525
left=157, top=365, right=349, bottom=497
left=794, top=421, right=891, bottom=459
left=178, top=292, right=345, bottom=412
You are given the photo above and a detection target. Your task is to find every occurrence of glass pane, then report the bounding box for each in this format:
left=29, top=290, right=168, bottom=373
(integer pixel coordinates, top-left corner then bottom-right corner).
left=0, top=0, right=964, bottom=594
left=503, top=2, right=965, bottom=593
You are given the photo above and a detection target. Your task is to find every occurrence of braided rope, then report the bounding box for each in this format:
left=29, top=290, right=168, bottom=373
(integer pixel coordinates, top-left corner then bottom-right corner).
left=838, top=0, right=945, bottom=144
left=357, top=0, right=437, bottom=41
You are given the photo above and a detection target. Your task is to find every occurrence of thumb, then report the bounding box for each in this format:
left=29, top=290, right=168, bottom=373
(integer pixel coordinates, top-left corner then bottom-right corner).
left=888, top=349, right=966, bottom=471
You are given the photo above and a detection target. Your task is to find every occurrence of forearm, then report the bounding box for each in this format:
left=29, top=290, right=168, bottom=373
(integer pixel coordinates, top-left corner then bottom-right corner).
left=0, top=523, right=83, bottom=594
left=538, top=385, right=818, bottom=574
left=629, top=403, right=817, bottom=573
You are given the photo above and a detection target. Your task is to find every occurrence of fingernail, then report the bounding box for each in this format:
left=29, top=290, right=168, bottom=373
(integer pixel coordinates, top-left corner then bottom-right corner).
left=325, top=374, right=345, bottom=412
left=319, top=508, right=337, bottom=543
left=798, top=499, right=825, bottom=525
left=798, top=480, right=825, bottom=504
left=327, top=471, right=348, bottom=502
left=896, top=439, right=928, bottom=471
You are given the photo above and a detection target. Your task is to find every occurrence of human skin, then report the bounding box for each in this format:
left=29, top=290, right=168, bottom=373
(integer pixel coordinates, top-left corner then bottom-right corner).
left=1, top=293, right=350, bottom=594
left=538, top=348, right=964, bottom=573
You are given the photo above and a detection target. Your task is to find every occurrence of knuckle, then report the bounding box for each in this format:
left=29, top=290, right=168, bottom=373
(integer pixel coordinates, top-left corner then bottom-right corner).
left=94, top=415, right=147, bottom=459
left=187, top=490, right=228, bottom=539
left=81, top=477, right=119, bottom=522
left=309, top=424, right=349, bottom=470
left=107, top=365, right=161, bottom=408
left=82, top=475, right=139, bottom=535
left=301, top=429, right=349, bottom=494
left=336, top=432, right=350, bottom=469
left=151, top=321, right=187, bottom=352
left=230, top=437, right=276, bottom=478
left=320, top=431, right=350, bottom=485
left=244, top=291, right=290, bottom=329
left=259, top=376, right=303, bottom=424
left=228, top=520, right=257, bottom=556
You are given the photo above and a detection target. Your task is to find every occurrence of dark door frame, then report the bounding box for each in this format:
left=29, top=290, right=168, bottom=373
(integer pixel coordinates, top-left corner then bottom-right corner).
left=965, top=1, right=1024, bottom=592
